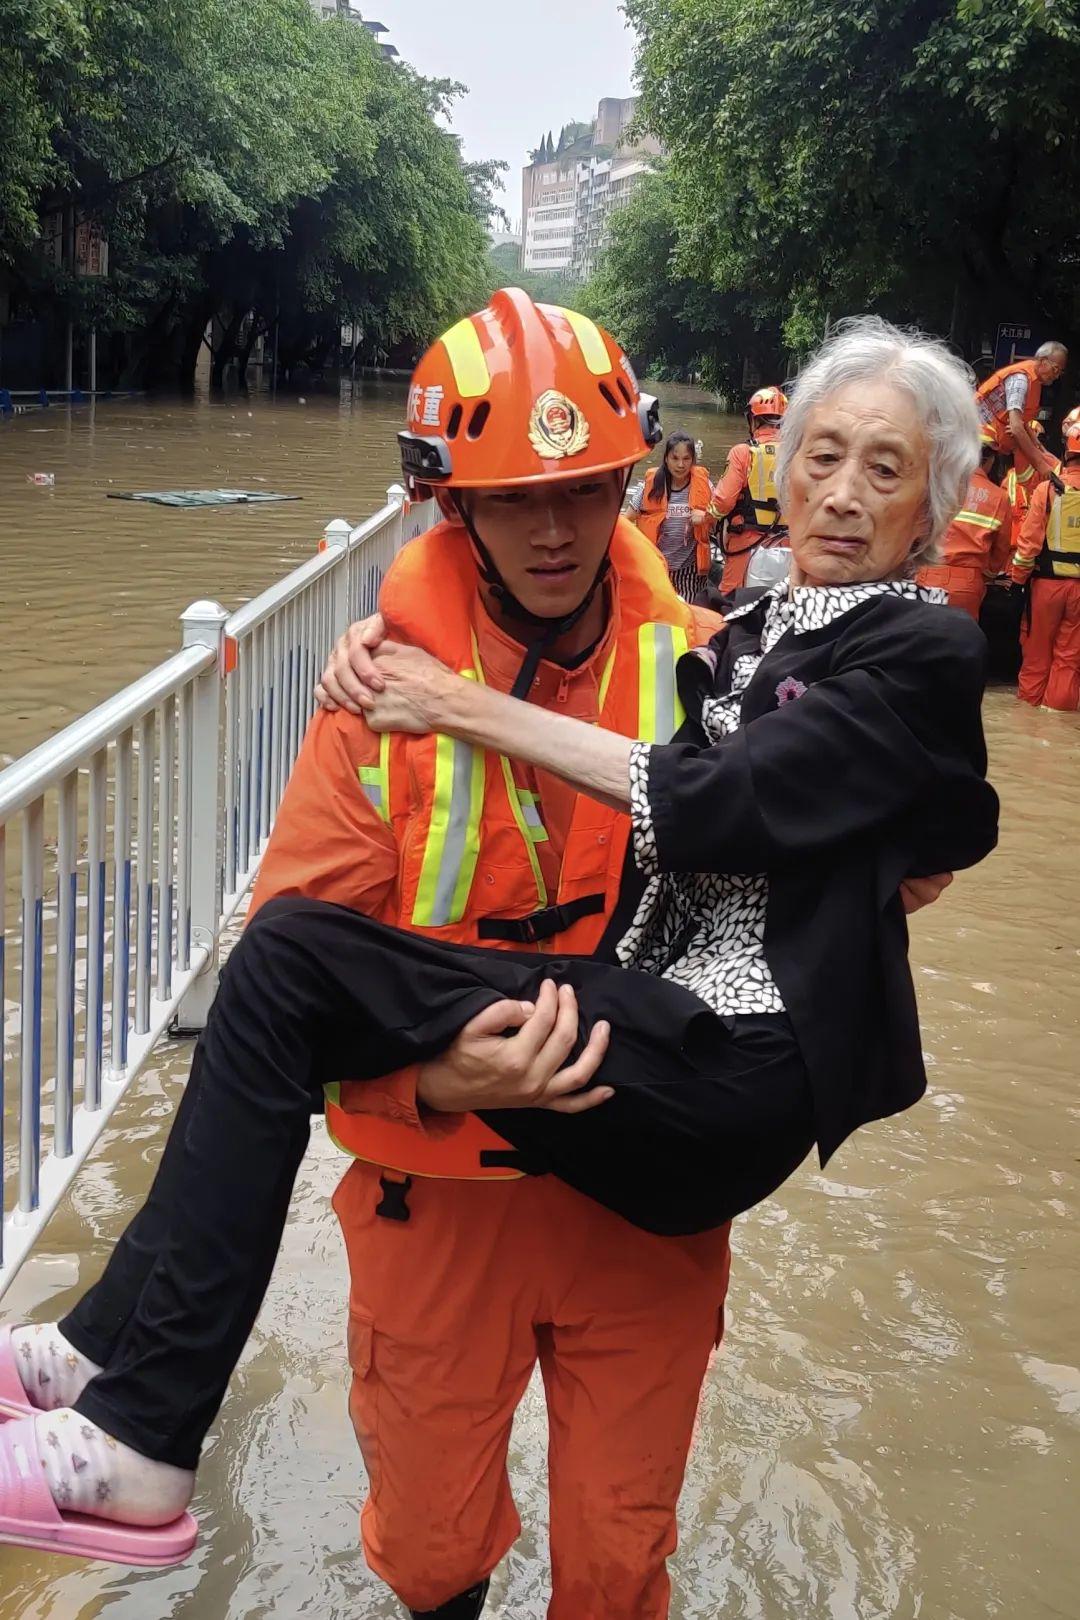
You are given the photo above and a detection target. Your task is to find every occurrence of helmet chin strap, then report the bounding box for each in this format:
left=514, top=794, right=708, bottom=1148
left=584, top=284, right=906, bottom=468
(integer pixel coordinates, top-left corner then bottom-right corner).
left=452, top=472, right=633, bottom=701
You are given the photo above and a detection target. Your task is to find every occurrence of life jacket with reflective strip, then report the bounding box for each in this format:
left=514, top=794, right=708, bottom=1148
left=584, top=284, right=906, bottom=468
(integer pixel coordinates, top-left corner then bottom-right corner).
left=1005, top=466, right=1030, bottom=520
left=1036, top=486, right=1080, bottom=579
left=939, top=469, right=1007, bottom=572
left=731, top=441, right=787, bottom=535
left=976, top=360, right=1041, bottom=451
left=634, top=464, right=714, bottom=573
left=324, top=517, right=693, bottom=1180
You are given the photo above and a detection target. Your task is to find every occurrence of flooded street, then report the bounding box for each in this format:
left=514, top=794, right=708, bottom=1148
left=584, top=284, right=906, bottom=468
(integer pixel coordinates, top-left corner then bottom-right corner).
left=1, top=388, right=1078, bottom=1619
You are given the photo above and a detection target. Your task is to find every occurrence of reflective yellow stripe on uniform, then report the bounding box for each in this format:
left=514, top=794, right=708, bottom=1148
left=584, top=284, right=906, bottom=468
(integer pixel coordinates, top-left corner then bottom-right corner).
left=637, top=622, right=688, bottom=743
left=356, top=733, right=392, bottom=822
left=955, top=509, right=1002, bottom=531
left=412, top=673, right=485, bottom=926
left=516, top=788, right=549, bottom=844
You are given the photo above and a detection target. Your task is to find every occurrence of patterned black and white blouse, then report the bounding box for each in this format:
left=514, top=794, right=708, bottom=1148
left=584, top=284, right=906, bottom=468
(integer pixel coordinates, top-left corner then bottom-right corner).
left=619, top=579, right=947, bottom=1016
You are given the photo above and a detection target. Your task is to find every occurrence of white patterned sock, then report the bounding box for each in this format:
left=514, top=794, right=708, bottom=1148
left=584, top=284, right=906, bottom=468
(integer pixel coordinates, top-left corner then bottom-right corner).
left=32, top=1410, right=194, bottom=1525
left=10, top=1324, right=102, bottom=1411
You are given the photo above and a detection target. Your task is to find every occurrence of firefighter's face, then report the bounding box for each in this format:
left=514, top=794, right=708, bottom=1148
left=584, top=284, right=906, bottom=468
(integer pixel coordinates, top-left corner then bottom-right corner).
left=461, top=473, right=623, bottom=617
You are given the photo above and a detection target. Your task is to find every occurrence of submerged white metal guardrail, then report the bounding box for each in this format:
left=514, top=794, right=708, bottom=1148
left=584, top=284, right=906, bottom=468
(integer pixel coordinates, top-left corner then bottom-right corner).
left=0, top=484, right=435, bottom=1297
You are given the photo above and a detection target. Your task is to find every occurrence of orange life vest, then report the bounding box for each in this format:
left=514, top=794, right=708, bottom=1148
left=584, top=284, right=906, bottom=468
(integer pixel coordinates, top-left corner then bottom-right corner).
left=324, top=516, right=694, bottom=1179
left=977, top=360, right=1041, bottom=452
left=634, top=463, right=715, bottom=573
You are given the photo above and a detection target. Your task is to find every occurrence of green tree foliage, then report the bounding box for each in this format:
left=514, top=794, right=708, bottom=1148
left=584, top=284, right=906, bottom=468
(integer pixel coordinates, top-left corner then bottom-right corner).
left=622, top=0, right=1080, bottom=360
left=579, top=172, right=783, bottom=392
left=0, top=1, right=83, bottom=253
left=0, top=0, right=499, bottom=387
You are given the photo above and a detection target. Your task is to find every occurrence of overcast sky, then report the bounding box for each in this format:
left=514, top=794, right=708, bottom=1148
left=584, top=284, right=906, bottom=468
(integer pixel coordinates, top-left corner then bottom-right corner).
left=370, top=1, right=639, bottom=224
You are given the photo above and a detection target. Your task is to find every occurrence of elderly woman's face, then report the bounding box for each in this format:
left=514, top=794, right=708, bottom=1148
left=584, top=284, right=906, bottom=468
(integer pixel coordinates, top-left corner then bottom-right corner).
left=786, top=379, right=931, bottom=587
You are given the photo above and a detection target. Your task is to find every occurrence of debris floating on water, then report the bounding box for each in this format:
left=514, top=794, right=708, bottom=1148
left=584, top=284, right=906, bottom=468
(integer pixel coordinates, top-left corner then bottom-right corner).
left=106, top=488, right=301, bottom=508
left=27, top=472, right=55, bottom=486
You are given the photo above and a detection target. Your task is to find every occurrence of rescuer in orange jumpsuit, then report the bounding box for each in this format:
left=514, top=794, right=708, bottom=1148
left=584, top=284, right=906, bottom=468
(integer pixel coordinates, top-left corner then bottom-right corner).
left=917, top=426, right=1013, bottom=618
left=1004, top=419, right=1062, bottom=530
left=707, top=386, right=788, bottom=591
left=1010, top=419, right=1080, bottom=710
left=252, top=291, right=734, bottom=1620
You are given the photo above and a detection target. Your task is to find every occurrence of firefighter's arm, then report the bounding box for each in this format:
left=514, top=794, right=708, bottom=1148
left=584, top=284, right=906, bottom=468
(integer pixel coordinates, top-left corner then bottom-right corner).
left=1010, top=483, right=1050, bottom=581
left=1007, top=410, right=1057, bottom=481
left=249, top=710, right=431, bottom=1131
left=987, top=497, right=1013, bottom=578
left=708, top=443, right=750, bottom=521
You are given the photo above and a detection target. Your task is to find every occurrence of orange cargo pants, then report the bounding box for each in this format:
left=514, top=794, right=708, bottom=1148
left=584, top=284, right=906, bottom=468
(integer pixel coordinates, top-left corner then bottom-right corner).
left=916, top=563, right=987, bottom=621
left=1018, top=577, right=1080, bottom=710
left=333, top=1161, right=732, bottom=1618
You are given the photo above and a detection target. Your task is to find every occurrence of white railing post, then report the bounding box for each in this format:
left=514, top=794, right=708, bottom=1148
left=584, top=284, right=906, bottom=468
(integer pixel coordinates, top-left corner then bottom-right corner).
left=387, top=482, right=406, bottom=551
left=175, top=599, right=229, bottom=1032
left=324, top=518, right=352, bottom=643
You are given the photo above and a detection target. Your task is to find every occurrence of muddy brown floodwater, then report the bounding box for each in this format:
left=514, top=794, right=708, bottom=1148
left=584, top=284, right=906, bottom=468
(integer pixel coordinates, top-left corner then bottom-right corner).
left=1, top=385, right=1077, bottom=1619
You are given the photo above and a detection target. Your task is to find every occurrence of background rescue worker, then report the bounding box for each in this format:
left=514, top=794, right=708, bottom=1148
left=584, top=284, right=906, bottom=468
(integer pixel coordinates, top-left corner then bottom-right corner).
left=252, top=290, right=733, bottom=1620
left=1009, top=418, right=1080, bottom=710
left=707, top=385, right=788, bottom=591
left=976, top=342, right=1067, bottom=489
left=1004, top=419, right=1056, bottom=527
left=917, top=424, right=1013, bottom=617
left=628, top=430, right=714, bottom=600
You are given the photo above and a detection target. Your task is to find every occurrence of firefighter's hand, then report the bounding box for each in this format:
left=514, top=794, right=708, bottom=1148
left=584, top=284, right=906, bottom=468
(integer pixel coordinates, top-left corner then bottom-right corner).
left=417, top=980, right=613, bottom=1115
left=899, top=871, right=953, bottom=915
left=315, top=614, right=387, bottom=713
left=690, top=507, right=709, bottom=523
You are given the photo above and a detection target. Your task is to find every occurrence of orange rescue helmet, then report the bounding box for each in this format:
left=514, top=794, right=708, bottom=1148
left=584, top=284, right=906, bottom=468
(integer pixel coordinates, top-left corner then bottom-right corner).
left=1065, top=422, right=1080, bottom=457
left=747, top=386, right=788, bottom=420
left=399, top=287, right=661, bottom=498
left=1062, top=404, right=1080, bottom=435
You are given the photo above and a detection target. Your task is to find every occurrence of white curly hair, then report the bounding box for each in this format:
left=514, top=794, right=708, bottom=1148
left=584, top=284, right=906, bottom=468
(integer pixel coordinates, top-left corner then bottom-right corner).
left=775, top=316, right=981, bottom=569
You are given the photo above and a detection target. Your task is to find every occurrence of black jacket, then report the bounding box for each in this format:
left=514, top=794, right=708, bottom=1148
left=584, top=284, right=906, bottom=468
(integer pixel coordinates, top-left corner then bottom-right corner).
left=627, top=591, right=999, bottom=1164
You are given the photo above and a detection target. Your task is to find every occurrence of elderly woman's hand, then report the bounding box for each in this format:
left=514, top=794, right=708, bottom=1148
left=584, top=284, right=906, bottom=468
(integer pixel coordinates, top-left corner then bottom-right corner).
left=363, top=641, right=462, bottom=735
left=315, top=614, right=387, bottom=714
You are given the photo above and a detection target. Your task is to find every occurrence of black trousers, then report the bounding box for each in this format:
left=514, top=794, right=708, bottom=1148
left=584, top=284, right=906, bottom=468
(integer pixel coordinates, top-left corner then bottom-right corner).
left=63, top=898, right=813, bottom=1468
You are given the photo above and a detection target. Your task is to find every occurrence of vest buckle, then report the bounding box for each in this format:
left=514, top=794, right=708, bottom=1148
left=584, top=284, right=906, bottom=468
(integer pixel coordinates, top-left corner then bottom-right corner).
left=376, top=1174, right=413, bottom=1223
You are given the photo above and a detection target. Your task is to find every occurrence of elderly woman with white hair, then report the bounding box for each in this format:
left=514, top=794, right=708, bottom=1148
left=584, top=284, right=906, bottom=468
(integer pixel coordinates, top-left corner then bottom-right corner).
left=0, top=317, right=998, bottom=1567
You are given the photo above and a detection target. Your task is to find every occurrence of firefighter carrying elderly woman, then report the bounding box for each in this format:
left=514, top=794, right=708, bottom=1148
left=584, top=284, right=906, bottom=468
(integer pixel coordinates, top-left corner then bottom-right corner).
left=0, top=296, right=997, bottom=1620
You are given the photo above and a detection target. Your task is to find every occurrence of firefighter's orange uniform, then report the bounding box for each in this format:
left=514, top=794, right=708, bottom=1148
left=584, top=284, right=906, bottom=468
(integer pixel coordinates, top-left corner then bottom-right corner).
left=917, top=466, right=1012, bottom=619
left=709, top=439, right=787, bottom=590
left=1010, top=436, right=1080, bottom=710
left=251, top=292, right=733, bottom=1619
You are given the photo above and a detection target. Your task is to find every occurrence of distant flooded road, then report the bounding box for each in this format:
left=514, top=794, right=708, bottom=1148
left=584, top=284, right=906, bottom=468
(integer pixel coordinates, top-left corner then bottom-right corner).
left=0, top=386, right=1077, bottom=1619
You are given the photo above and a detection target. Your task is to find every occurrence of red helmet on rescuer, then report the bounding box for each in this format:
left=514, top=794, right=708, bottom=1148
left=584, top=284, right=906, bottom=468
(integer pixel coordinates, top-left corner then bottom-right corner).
left=398, top=289, right=664, bottom=698
left=399, top=287, right=662, bottom=498
left=747, top=386, right=788, bottom=421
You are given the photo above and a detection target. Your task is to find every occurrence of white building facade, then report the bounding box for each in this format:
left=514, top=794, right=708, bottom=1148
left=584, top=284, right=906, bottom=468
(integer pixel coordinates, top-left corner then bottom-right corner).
left=521, top=100, right=659, bottom=279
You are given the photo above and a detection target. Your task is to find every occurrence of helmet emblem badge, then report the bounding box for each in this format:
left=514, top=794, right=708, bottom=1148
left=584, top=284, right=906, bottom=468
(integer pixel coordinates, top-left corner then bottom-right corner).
left=529, top=390, right=590, bottom=460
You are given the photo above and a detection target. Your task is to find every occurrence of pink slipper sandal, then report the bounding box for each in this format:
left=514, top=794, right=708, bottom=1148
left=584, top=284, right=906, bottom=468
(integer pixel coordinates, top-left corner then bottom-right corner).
left=0, top=1417, right=198, bottom=1567
left=0, top=1330, right=34, bottom=1420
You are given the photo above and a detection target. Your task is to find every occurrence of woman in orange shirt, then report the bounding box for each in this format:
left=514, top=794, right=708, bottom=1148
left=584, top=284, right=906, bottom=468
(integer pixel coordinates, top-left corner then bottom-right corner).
left=629, top=431, right=713, bottom=601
